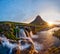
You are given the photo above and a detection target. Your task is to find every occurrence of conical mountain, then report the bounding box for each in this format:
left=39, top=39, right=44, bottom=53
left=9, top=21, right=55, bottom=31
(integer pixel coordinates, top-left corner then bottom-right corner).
left=31, top=15, right=47, bottom=25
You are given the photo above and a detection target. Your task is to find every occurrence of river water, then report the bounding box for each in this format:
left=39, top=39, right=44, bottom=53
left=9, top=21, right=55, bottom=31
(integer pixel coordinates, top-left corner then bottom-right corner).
left=32, top=27, right=60, bottom=51
left=0, top=27, right=60, bottom=54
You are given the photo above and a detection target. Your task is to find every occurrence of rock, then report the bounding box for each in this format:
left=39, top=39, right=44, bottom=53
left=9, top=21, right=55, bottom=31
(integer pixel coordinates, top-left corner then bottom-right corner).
left=12, top=47, right=20, bottom=54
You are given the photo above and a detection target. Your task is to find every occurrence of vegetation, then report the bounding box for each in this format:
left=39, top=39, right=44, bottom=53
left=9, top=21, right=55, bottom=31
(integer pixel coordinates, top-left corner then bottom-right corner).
left=44, top=46, right=60, bottom=54
left=0, top=29, right=3, bottom=33
left=0, top=22, right=20, bottom=40
left=53, top=29, right=60, bottom=39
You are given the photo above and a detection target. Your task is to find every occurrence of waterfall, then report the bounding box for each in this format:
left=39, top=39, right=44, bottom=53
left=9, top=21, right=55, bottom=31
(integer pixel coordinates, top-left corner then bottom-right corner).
left=0, top=28, right=39, bottom=54
left=19, top=28, right=27, bottom=38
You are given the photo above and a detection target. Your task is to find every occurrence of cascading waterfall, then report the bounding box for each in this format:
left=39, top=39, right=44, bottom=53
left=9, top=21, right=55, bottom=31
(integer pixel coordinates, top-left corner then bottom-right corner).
left=19, top=28, right=33, bottom=50
left=19, top=28, right=27, bottom=38
left=0, top=28, right=43, bottom=54
left=19, top=28, right=39, bottom=52
left=0, top=28, right=33, bottom=54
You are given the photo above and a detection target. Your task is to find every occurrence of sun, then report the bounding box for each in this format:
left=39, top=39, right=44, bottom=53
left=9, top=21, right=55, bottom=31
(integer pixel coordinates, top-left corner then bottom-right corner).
left=48, top=22, right=53, bottom=26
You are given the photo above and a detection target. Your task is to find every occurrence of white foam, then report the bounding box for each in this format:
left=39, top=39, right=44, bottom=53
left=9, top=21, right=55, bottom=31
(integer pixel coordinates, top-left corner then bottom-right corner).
left=34, top=42, right=43, bottom=51
left=31, top=35, right=38, bottom=39
left=19, top=43, right=30, bottom=50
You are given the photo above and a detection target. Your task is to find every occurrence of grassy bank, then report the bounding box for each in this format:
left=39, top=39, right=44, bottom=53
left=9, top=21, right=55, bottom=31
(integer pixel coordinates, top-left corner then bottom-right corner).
left=53, top=29, right=60, bottom=39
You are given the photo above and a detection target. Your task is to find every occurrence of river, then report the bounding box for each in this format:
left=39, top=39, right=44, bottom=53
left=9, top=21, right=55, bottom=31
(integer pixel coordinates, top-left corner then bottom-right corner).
left=32, top=27, right=60, bottom=51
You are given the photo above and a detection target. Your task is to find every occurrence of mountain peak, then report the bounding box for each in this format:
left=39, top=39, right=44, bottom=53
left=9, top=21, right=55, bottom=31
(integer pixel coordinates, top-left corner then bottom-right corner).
left=36, top=15, right=41, bottom=18
left=34, top=15, right=43, bottom=21
left=31, top=15, right=46, bottom=25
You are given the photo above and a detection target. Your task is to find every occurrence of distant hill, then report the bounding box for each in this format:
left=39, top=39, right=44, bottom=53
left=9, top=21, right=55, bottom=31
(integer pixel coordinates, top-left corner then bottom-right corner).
left=30, top=15, right=47, bottom=25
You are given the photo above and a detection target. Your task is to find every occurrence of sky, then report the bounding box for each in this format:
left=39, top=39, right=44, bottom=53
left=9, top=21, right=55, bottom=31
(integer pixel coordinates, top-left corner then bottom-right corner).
left=0, top=0, right=60, bottom=24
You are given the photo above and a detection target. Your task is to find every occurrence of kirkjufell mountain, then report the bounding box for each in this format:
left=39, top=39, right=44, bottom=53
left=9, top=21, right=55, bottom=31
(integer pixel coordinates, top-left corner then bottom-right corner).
left=31, top=15, right=47, bottom=25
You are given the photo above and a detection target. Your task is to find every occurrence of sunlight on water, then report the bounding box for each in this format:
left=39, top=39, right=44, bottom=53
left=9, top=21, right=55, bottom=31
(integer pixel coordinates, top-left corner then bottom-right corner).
left=39, top=27, right=60, bottom=48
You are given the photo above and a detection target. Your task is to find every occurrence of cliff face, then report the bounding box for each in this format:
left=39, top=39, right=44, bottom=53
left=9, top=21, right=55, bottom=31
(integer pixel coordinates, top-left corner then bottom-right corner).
left=31, top=15, right=47, bottom=25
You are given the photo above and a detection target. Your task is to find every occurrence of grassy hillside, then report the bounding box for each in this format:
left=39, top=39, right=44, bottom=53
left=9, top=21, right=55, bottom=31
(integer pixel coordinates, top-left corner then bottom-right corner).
left=0, top=21, right=19, bottom=40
